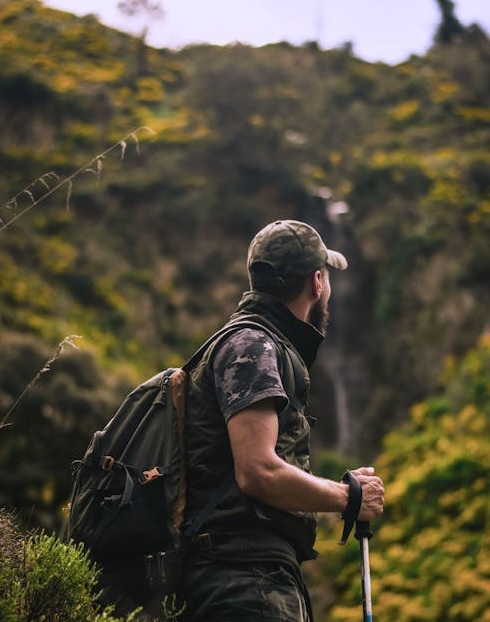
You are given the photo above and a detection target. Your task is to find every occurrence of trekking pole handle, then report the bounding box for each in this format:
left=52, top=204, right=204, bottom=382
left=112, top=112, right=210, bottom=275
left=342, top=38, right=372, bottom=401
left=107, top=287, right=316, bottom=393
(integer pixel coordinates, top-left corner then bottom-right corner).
left=355, top=520, right=373, bottom=541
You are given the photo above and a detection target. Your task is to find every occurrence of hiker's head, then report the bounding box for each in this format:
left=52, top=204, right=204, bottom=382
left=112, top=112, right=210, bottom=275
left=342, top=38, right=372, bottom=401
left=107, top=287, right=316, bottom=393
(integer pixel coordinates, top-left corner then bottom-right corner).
left=247, top=220, right=348, bottom=333
left=247, top=220, right=347, bottom=301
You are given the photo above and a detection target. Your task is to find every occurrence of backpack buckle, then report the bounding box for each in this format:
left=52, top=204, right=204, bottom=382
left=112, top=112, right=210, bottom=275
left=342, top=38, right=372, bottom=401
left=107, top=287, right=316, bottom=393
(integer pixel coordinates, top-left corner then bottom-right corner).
left=195, top=532, right=213, bottom=551
left=140, top=466, right=164, bottom=485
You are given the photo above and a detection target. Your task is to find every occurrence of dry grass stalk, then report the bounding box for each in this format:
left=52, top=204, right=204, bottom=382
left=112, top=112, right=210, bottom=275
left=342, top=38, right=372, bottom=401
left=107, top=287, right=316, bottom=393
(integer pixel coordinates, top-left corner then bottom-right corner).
left=0, top=335, right=83, bottom=431
left=0, top=126, right=155, bottom=232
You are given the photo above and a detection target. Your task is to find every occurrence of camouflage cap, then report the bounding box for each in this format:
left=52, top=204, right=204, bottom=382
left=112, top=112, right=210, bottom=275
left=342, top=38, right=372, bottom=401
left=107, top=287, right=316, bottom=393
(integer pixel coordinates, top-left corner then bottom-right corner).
left=247, top=220, right=348, bottom=289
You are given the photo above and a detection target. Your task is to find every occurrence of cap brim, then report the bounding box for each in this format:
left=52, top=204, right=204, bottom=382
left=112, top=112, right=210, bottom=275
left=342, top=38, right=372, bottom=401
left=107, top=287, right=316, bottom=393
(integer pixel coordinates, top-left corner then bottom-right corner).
left=326, top=249, right=348, bottom=270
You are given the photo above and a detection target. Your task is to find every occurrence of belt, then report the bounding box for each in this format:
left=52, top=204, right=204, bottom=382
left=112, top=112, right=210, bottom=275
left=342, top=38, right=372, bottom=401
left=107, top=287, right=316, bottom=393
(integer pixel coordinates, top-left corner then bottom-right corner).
left=188, top=529, right=316, bottom=563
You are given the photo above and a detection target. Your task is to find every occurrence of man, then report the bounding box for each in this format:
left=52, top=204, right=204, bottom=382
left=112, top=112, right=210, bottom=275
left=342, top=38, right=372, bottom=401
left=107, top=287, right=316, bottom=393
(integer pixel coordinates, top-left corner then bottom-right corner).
left=182, top=220, right=384, bottom=621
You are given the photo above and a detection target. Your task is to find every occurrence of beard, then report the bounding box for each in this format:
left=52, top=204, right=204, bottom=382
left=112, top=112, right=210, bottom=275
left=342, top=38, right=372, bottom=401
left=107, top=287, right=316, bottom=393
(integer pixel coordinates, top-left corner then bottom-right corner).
left=308, top=294, right=330, bottom=334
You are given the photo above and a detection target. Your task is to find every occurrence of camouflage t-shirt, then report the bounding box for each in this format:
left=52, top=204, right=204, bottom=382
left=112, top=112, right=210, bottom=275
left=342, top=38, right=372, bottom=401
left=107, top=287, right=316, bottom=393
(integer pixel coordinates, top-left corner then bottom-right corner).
left=213, top=328, right=288, bottom=421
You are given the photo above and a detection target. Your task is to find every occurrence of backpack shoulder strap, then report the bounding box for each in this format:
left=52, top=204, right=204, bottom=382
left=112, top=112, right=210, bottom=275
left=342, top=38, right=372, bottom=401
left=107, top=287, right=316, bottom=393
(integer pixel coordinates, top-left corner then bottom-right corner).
left=184, top=471, right=235, bottom=539
left=182, top=319, right=282, bottom=372
left=183, top=318, right=307, bottom=401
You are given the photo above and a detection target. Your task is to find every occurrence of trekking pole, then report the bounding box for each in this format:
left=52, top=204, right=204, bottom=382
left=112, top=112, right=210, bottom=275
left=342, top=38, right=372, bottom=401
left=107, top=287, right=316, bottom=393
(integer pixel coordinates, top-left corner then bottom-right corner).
left=339, top=471, right=374, bottom=622
left=355, top=520, right=373, bottom=622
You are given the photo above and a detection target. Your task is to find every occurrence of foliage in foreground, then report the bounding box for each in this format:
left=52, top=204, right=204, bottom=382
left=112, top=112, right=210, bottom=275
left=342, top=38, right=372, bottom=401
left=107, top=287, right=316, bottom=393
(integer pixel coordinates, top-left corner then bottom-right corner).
left=308, top=334, right=490, bottom=621
left=0, top=510, right=135, bottom=622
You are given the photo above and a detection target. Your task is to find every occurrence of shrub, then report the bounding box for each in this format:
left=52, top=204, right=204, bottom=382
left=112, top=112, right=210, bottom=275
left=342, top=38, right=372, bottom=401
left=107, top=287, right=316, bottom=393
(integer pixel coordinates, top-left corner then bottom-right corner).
left=0, top=509, right=134, bottom=622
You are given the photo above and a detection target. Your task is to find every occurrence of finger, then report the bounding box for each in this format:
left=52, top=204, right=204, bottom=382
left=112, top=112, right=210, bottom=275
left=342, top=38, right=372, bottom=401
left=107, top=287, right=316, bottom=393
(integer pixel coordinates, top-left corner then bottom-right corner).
left=352, top=466, right=375, bottom=476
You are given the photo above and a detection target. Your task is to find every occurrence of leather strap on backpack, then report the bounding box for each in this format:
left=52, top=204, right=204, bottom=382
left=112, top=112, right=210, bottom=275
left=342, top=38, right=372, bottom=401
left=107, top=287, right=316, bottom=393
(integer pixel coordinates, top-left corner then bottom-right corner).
left=170, top=368, right=188, bottom=535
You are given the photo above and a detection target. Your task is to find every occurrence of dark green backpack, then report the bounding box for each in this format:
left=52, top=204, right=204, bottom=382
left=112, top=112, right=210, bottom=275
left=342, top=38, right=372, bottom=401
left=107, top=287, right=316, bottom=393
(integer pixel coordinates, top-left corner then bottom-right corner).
left=68, top=367, right=187, bottom=564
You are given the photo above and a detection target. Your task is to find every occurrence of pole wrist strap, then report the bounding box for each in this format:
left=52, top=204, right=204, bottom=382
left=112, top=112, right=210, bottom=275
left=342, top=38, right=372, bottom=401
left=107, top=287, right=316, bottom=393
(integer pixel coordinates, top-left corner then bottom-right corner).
left=339, top=470, right=362, bottom=545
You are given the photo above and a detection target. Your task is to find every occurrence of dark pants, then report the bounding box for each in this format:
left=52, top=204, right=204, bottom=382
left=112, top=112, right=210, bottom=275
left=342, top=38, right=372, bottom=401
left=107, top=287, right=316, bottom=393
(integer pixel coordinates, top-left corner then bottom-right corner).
left=182, top=557, right=312, bottom=622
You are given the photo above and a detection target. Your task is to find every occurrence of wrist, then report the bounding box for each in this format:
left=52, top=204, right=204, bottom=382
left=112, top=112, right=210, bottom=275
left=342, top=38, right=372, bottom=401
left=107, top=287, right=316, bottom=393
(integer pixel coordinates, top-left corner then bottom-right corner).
left=339, top=470, right=363, bottom=544
left=339, top=482, right=350, bottom=513
left=341, top=471, right=363, bottom=521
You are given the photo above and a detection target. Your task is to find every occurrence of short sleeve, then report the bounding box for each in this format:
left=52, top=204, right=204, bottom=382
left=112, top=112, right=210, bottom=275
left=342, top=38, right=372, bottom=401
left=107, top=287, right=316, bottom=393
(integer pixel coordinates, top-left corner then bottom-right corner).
left=213, top=328, right=288, bottom=422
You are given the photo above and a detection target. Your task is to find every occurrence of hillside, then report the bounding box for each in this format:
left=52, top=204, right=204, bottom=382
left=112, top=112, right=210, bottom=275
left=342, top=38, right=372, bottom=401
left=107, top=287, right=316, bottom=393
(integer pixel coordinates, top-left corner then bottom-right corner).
left=0, top=0, right=489, bottom=531
left=308, top=335, right=490, bottom=621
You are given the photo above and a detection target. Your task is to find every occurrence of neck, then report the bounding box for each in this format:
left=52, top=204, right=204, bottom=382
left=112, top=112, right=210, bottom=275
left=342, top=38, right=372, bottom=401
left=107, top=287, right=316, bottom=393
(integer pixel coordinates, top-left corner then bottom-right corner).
left=286, top=297, right=310, bottom=323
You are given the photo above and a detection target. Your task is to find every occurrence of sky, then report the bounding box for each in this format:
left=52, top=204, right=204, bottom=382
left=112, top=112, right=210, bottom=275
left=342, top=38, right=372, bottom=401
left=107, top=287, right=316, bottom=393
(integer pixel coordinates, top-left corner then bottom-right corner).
left=42, top=0, right=490, bottom=65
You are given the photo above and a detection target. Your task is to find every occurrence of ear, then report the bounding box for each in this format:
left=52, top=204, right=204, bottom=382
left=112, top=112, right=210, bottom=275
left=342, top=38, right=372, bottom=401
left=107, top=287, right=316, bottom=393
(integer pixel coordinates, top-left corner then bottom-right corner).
left=312, top=270, right=323, bottom=300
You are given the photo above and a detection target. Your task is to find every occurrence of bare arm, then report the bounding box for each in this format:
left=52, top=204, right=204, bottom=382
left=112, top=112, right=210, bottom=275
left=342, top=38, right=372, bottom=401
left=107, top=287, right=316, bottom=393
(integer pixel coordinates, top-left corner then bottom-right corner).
left=227, top=398, right=384, bottom=521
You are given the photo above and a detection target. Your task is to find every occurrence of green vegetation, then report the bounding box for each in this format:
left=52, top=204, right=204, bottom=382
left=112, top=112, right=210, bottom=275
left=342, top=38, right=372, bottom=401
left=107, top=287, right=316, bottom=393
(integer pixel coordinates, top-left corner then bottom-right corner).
left=307, top=335, right=490, bottom=621
left=0, top=0, right=489, bottom=618
left=0, top=509, right=135, bottom=621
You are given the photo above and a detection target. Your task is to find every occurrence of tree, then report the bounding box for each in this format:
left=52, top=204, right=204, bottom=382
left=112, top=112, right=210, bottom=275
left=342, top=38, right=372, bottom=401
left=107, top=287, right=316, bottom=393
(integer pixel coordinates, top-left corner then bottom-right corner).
left=434, top=0, right=465, bottom=44
left=118, top=0, right=165, bottom=74
left=118, top=0, right=164, bottom=42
